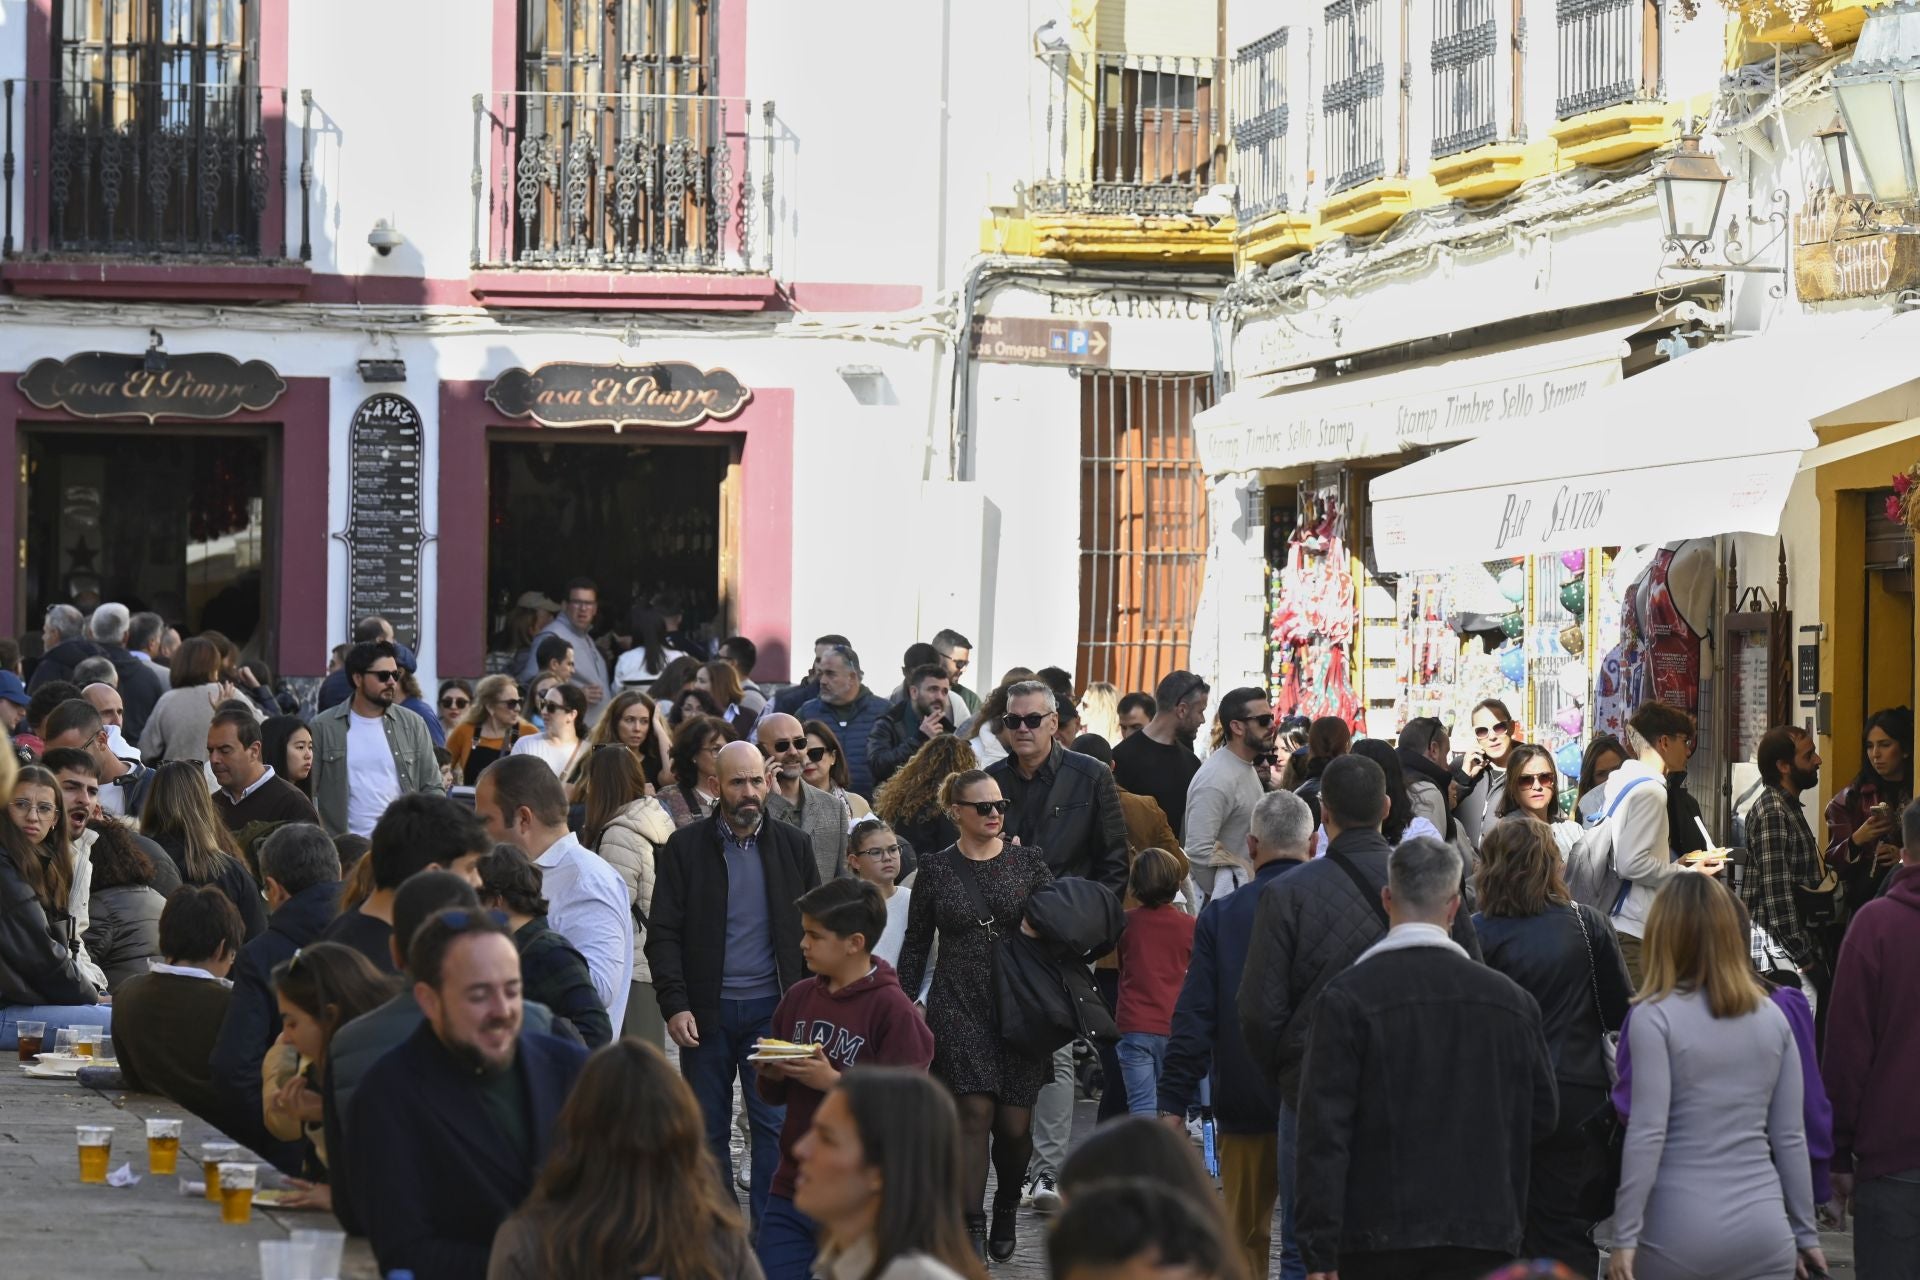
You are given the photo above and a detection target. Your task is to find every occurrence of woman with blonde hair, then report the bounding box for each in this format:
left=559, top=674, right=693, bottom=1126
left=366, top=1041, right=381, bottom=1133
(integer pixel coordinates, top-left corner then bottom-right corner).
left=578, top=744, right=675, bottom=1045
left=873, top=735, right=979, bottom=878
left=1078, top=683, right=1120, bottom=744
left=448, top=673, right=536, bottom=784
left=140, top=760, right=266, bottom=939
left=1607, top=875, right=1825, bottom=1280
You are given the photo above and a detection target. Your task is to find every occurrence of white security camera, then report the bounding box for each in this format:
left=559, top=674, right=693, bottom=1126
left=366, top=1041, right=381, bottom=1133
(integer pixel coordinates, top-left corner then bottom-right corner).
left=368, top=219, right=404, bottom=256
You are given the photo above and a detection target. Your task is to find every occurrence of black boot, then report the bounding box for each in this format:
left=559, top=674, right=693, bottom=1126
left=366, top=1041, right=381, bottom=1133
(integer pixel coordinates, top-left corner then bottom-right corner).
left=989, top=1196, right=1019, bottom=1262
left=967, top=1213, right=989, bottom=1264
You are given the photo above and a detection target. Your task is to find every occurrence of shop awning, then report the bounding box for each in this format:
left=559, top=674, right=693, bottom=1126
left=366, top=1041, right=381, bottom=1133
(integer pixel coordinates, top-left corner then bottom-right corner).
left=1368, top=316, right=1920, bottom=572
left=1194, top=316, right=1658, bottom=475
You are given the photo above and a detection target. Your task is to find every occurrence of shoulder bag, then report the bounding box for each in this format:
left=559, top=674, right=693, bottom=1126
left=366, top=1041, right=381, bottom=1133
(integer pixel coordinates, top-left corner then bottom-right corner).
left=947, top=849, right=1085, bottom=1058
left=1571, top=901, right=1626, bottom=1221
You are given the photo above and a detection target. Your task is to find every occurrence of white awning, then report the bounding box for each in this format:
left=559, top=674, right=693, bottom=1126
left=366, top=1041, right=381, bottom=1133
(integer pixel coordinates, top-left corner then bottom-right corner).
left=1369, top=315, right=1920, bottom=572
left=1195, top=316, right=1655, bottom=475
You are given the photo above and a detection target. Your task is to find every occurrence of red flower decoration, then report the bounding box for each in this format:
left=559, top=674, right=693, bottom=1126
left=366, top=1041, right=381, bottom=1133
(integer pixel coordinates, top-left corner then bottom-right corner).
left=1888, top=494, right=1905, bottom=524
left=1895, top=471, right=1913, bottom=496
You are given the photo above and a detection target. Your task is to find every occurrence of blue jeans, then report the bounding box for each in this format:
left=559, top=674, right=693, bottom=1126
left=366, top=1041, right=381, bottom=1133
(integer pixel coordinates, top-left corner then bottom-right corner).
left=755, top=1194, right=820, bottom=1280
left=1117, top=1031, right=1168, bottom=1116
left=680, top=996, right=786, bottom=1229
left=0, top=1003, right=111, bottom=1050
left=1276, top=1101, right=1305, bottom=1280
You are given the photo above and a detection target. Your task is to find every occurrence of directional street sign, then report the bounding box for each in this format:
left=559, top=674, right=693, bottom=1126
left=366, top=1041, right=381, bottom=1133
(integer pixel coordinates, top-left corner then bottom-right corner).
left=970, top=316, right=1112, bottom=368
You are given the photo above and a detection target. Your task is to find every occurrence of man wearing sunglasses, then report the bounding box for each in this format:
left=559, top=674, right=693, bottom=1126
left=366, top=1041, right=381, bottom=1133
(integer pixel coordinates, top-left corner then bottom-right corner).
left=759, top=711, right=852, bottom=885
left=1185, top=688, right=1278, bottom=905
left=931, top=628, right=982, bottom=717
left=309, top=639, right=446, bottom=838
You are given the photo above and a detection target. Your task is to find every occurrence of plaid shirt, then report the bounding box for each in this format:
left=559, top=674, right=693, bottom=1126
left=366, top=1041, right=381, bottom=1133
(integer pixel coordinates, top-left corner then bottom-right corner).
left=1741, top=783, right=1821, bottom=968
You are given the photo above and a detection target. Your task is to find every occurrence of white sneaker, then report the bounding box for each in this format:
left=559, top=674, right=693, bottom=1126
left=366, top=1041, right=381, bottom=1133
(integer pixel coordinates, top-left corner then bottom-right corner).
left=1030, top=1173, right=1061, bottom=1213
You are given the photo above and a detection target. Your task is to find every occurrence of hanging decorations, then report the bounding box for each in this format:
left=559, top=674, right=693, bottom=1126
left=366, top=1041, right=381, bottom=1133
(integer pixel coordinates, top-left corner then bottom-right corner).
left=1555, top=704, right=1586, bottom=736
left=1559, top=579, right=1588, bottom=620
left=1497, top=566, right=1527, bottom=603
left=1887, top=466, right=1920, bottom=534
left=1498, top=641, right=1528, bottom=685
left=1558, top=659, right=1590, bottom=702
left=1554, top=740, right=1586, bottom=779
left=1499, top=610, right=1527, bottom=638
left=1559, top=623, right=1586, bottom=657
left=1560, top=549, right=1587, bottom=574
left=1269, top=487, right=1359, bottom=726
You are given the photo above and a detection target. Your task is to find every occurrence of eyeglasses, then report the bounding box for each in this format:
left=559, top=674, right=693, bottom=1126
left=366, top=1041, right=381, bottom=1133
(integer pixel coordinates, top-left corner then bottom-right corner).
left=440, top=697, right=470, bottom=711
left=566, top=597, right=596, bottom=609
left=540, top=700, right=569, bottom=715
left=853, top=843, right=903, bottom=859
left=362, top=669, right=400, bottom=684
left=1236, top=713, right=1276, bottom=728
left=1473, top=721, right=1511, bottom=739
left=9, top=799, right=56, bottom=819
left=959, top=799, right=1011, bottom=816
left=1516, top=772, right=1556, bottom=789
left=1003, top=712, right=1053, bottom=731
left=805, top=746, right=831, bottom=763
left=767, top=737, right=808, bottom=754
left=699, top=743, right=724, bottom=757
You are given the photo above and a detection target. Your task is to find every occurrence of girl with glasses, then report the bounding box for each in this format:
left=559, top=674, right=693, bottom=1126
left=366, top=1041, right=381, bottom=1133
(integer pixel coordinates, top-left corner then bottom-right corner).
left=449, top=674, right=537, bottom=785
left=802, top=721, right=872, bottom=822
left=0, top=764, right=107, bottom=1048
left=845, top=818, right=916, bottom=973
left=896, top=769, right=1054, bottom=1263
left=511, top=682, right=587, bottom=779
left=1496, top=743, right=1582, bottom=859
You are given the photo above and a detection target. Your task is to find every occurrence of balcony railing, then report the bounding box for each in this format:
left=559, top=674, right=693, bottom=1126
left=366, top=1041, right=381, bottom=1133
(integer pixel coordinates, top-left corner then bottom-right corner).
left=1034, top=51, right=1225, bottom=218
left=1324, top=0, right=1387, bottom=195
left=474, top=89, right=775, bottom=272
left=1231, top=29, right=1290, bottom=221
left=2, top=78, right=295, bottom=259
left=1432, top=0, right=1499, bottom=158
left=1555, top=0, right=1657, bottom=119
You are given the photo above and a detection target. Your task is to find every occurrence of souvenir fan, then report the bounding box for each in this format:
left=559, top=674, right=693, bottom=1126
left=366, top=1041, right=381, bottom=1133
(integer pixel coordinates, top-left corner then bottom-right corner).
left=1554, top=704, right=1585, bottom=736
left=1557, top=660, right=1588, bottom=702
left=1554, top=741, right=1585, bottom=779
left=1560, top=549, right=1586, bottom=574
left=1498, top=642, right=1527, bottom=685
left=1498, top=566, right=1527, bottom=604
left=1559, top=580, right=1587, bottom=620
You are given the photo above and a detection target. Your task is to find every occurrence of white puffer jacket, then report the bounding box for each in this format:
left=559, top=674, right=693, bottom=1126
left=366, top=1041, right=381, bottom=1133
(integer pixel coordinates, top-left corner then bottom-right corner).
left=593, top=796, right=676, bottom=983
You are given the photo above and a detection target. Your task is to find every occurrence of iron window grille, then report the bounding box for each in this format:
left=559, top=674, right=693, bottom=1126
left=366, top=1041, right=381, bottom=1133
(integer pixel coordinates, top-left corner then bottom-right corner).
left=1034, top=50, right=1224, bottom=219
left=1555, top=0, right=1659, bottom=120
left=1324, top=0, right=1386, bottom=195
left=1231, top=28, right=1290, bottom=221
left=1431, top=0, right=1499, bottom=158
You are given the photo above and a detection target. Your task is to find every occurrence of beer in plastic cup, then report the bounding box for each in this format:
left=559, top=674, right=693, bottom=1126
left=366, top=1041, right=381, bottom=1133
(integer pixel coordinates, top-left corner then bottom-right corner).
left=16, top=1020, right=45, bottom=1062
left=146, top=1118, right=183, bottom=1175
left=76, top=1125, right=112, bottom=1184
left=71, top=1027, right=100, bottom=1059
left=202, top=1141, right=243, bottom=1201
left=218, top=1161, right=257, bottom=1225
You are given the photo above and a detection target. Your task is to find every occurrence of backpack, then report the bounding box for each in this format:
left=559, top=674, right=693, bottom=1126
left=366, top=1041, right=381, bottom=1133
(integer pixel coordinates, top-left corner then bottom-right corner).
left=1565, top=775, right=1658, bottom=914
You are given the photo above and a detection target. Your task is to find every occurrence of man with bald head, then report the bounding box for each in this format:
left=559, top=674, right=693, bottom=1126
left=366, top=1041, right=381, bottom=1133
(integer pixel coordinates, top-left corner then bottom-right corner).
left=648, top=737, right=822, bottom=1228
left=759, top=710, right=851, bottom=884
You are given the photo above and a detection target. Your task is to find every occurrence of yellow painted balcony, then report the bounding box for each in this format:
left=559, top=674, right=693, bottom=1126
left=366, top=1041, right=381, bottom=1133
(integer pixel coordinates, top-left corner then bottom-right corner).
left=1550, top=101, right=1678, bottom=167
left=1431, top=142, right=1542, bottom=201
left=1236, top=206, right=1319, bottom=266
left=1319, top=180, right=1418, bottom=237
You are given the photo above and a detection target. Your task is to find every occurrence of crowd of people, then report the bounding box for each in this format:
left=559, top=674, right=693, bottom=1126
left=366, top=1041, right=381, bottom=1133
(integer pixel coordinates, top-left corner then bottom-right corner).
left=0, top=591, right=1914, bottom=1280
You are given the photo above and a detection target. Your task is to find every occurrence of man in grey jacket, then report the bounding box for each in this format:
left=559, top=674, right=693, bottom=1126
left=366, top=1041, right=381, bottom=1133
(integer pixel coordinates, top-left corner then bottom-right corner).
left=308, top=640, right=445, bottom=837
left=1238, top=754, right=1482, bottom=1280
left=759, top=711, right=850, bottom=883
left=515, top=577, right=611, bottom=726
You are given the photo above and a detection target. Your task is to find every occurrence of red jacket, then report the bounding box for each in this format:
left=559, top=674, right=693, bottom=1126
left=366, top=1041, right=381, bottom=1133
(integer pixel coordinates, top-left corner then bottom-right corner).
left=1117, top=905, right=1197, bottom=1036
left=1822, top=865, right=1920, bottom=1181
left=758, top=958, right=934, bottom=1201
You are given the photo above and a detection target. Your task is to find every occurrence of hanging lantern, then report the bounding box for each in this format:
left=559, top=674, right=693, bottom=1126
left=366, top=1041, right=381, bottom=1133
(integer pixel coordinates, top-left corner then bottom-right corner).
left=1560, top=549, right=1586, bottom=574
left=1498, top=566, right=1527, bottom=604
left=1498, top=642, right=1527, bottom=685
left=1559, top=579, right=1587, bottom=619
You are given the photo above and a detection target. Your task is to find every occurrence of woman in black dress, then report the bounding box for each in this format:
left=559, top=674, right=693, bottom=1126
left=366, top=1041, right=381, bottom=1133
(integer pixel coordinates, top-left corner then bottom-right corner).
left=895, top=767, right=1052, bottom=1264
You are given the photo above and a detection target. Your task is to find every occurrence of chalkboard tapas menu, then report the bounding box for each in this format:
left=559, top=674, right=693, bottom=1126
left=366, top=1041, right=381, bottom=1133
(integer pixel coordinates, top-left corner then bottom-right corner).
left=341, top=394, right=425, bottom=650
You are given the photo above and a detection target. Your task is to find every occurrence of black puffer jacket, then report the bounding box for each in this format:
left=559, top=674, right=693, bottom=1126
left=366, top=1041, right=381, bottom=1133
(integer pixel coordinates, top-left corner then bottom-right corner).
left=0, top=855, right=99, bottom=1008
left=1238, top=828, right=1482, bottom=1105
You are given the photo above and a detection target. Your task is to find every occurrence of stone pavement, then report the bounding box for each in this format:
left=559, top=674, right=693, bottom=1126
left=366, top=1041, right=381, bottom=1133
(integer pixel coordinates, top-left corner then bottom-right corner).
left=0, top=1061, right=377, bottom=1279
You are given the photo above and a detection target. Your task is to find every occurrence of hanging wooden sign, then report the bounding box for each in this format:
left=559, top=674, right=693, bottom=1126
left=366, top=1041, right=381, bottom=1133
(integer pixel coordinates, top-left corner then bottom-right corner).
left=19, top=351, right=286, bottom=422
left=485, top=361, right=751, bottom=431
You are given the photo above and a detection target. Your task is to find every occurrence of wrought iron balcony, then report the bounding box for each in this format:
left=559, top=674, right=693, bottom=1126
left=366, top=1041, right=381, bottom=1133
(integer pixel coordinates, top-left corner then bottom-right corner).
left=2, top=78, right=295, bottom=260
left=474, top=89, right=775, bottom=273
left=1432, top=0, right=1500, bottom=158
left=1555, top=0, right=1658, bottom=119
left=1324, top=0, right=1388, bottom=195
left=1231, top=30, right=1291, bottom=222
left=1032, top=51, right=1225, bottom=219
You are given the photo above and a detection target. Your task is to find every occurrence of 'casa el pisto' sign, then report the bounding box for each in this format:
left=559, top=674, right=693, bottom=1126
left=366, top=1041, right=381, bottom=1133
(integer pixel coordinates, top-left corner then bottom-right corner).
left=20, top=351, right=286, bottom=421
left=486, top=361, right=752, bottom=431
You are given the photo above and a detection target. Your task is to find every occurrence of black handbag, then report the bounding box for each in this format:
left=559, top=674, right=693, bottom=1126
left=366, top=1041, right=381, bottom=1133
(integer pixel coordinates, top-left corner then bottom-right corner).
left=949, top=850, right=1101, bottom=1058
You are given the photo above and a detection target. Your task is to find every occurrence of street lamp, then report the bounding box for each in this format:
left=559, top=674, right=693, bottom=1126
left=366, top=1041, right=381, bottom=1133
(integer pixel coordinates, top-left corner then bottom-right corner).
left=1832, top=2, right=1920, bottom=204
left=1654, top=134, right=1733, bottom=264
left=1817, top=115, right=1859, bottom=198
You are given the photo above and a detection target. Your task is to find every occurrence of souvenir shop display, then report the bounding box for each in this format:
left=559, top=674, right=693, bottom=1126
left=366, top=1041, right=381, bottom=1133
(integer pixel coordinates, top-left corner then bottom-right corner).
left=1267, top=486, right=1359, bottom=727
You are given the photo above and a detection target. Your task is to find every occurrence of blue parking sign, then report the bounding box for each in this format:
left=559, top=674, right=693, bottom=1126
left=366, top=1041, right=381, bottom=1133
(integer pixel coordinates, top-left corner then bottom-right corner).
left=1068, top=329, right=1089, bottom=354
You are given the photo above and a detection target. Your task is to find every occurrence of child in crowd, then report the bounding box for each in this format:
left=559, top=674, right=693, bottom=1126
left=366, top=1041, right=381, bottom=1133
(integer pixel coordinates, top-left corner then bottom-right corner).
left=754, top=878, right=936, bottom=1280
left=845, top=818, right=910, bottom=968
left=1114, top=846, right=1196, bottom=1116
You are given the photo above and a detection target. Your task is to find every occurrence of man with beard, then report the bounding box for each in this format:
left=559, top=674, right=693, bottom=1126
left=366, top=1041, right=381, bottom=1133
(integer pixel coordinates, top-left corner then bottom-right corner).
left=1112, top=670, right=1209, bottom=839
left=309, top=639, right=444, bottom=837
left=349, top=909, right=587, bottom=1280
left=760, top=711, right=852, bottom=884
left=647, top=740, right=822, bottom=1228
left=866, top=662, right=954, bottom=789
left=1184, top=688, right=1279, bottom=905
left=1742, top=725, right=1828, bottom=981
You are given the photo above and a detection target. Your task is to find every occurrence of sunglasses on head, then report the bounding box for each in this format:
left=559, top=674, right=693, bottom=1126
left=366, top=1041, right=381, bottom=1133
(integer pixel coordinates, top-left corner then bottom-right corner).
left=1003, top=712, right=1052, bottom=731
left=1473, top=721, right=1511, bottom=738
left=1517, top=771, right=1556, bottom=788
left=767, top=737, right=808, bottom=754
left=959, top=799, right=1011, bottom=816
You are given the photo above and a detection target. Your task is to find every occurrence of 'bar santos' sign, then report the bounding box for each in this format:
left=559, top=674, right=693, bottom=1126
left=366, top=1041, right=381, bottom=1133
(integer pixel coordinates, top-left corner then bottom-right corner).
left=486, top=361, right=751, bottom=431
left=20, top=351, right=286, bottom=422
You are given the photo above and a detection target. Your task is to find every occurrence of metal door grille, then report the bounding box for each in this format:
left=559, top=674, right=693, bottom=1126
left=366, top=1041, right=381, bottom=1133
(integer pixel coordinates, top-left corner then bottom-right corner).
left=1431, top=0, right=1498, bottom=158
left=1231, top=28, right=1290, bottom=221
left=1324, top=0, right=1386, bottom=195
left=1077, top=371, right=1213, bottom=695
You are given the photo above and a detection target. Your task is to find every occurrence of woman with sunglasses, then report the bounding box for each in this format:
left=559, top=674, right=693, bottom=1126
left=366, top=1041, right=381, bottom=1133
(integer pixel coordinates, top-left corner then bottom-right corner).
left=436, top=679, right=475, bottom=741
left=0, top=764, right=107, bottom=1049
left=896, top=768, right=1054, bottom=1263
left=1458, top=698, right=1524, bottom=850
left=1497, top=743, right=1582, bottom=859
left=803, top=721, right=872, bottom=822
left=512, top=682, right=588, bottom=778
left=449, top=674, right=537, bottom=785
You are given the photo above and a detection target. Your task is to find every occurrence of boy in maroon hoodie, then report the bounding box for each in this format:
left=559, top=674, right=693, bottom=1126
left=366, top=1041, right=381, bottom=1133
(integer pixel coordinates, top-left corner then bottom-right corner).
left=753, top=877, right=935, bottom=1280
